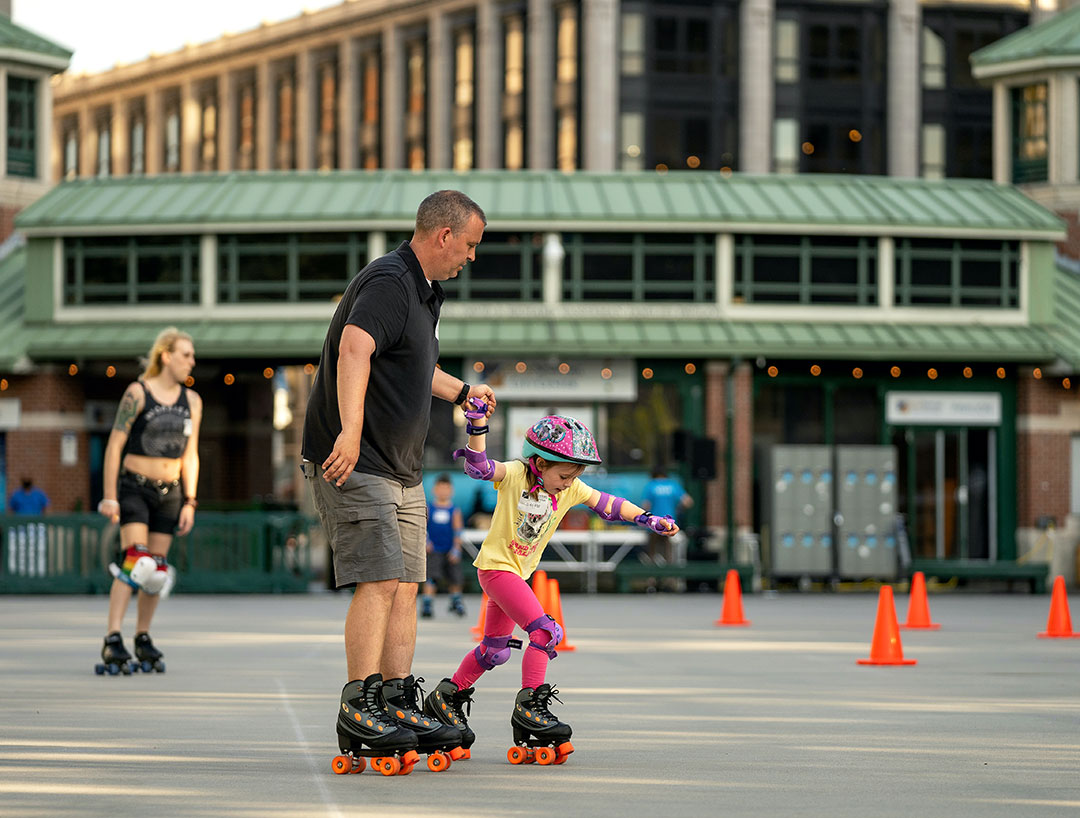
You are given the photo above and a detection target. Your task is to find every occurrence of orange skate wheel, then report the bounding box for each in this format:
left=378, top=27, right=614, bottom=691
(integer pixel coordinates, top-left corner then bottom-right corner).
left=554, top=753, right=569, bottom=764
left=507, top=746, right=529, bottom=764
left=427, top=752, right=449, bottom=772
left=399, top=760, right=415, bottom=775
left=535, top=747, right=556, bottom=765
left=331, top=755, right=351, bottom=775
left=375, top=756, right=401, bottom=776
left=349, top=756, right=366, bottom=774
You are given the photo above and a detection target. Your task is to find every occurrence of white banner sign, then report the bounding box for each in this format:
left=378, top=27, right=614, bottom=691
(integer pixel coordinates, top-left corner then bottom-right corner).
left=886, top=391, right=1001, bottom=426
left=0, top=398, right=20, bottom=430
left=466, top=359, right=636, bottom=401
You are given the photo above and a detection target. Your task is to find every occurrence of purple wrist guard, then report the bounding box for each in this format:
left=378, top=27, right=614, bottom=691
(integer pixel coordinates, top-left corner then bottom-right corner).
left=453, top=445, right=495, bottom=481
left=593, top=492, right=625, bottom=522
left=463, top=398, right=487, bottom=419
left=634, top=512, right=675, bottom=534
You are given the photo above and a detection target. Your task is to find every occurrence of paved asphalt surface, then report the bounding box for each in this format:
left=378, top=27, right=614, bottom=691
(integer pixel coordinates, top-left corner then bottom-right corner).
left=1, top=589, right=1078, bottom=817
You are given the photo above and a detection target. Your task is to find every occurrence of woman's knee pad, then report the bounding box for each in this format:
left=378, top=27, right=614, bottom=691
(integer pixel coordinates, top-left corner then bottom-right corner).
left=474, top=634, right=522, bottom=670
left=525, top=614, right=563, bottom=660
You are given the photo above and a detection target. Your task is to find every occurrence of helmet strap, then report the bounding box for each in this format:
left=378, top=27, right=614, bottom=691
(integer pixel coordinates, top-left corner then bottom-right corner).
left=526, top=456, right=558, bottom=512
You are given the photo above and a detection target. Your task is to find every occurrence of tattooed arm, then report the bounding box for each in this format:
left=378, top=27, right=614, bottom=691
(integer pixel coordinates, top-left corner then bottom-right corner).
left=98, top=382, right=145, bottom=522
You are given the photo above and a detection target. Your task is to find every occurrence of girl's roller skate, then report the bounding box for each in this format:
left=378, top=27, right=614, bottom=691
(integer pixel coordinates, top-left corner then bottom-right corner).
left=94, top=632, right=134, bottom=676
left=381, top=675, right=465, bottom=771
left=508, top=683, right=574, bottom=766
left=133, top=632, right=166, bottom=673
left=422, top=678, right=476, bottom=758
left=332, top=674, right=420, bottom=776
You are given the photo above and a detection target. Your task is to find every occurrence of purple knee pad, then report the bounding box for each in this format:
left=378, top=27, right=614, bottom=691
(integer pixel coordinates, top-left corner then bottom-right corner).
left=593, top=492, right=625, bottom=522
left=474, top=634, right=522, bottom=670
left=525, top=614, right=563, bottom=660
left=453, top=446, right=495, bottom=481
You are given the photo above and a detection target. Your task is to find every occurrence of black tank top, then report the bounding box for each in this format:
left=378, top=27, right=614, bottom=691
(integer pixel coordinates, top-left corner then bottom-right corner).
left=125, top=382, right=192, bottom=459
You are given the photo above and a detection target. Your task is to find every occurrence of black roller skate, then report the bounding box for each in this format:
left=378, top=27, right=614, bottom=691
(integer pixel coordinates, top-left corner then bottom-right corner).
left=94, top=632, right=133, bottom=676
left=422, top=678, right=476, bottom=758
left=332, top=674, right=420, bottom=776
left=449, top=595, right=466, bottom=618
left=133, top=632, right=166, bottom=673
left=381, top=675, right=465, bottom=771
left=508, top=683, right=574, bottom=766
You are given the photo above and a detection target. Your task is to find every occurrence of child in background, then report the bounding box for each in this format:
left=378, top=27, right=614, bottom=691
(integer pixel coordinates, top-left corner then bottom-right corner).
left=422, top=404, right=678, bottom=763
left=423, top=474, right=466, bottom=618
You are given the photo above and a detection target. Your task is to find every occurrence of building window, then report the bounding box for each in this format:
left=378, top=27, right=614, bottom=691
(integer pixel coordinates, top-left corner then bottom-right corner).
left=1072, top=435, right=1080, bottom=515
left=64, top=237, right=200, bottom=305
left=405, top=38, right=427, bottom=170
left=775, top=19, right=799, bottom=84
left=130, top=104, right=146, bottom=175
left=922, top=123, right=946, bottom=179
left=620, top=110, right=644, bottom=170
left=96, top=112, right=111, bottom=178
left=277, top=71, right=296, bottom=170
left=164, top=96, right=181, bottom=172
left=453, top=26, right=475, bottom=171
left=621, top=11, right=645, bottom=76
left=360, top=48, right=381, bottom=169
left=555, top=3, right=579, bottom=171
left=62, top=118, right=78, bottom=179
left=218, top=233, right=367, bottom=303
left=6, top=75, right=37, bottom=177
left=200, top=90, right=218, bottom=171
left=237, top=78, right=256, bottom=171
left=1013, top=83, right=1048, bottom=184
left=563, top=233, right=716, bottom=302
left=440, top=232, right=543, bottom=300
left=734, top=235, right=878, bottom=305
left=318, top=61, right=338, bottom=171
left=894, top=238, right=1020, bottom=307
left=922, top=27, right=946, bottom=90
left=503, top=14, right=525, bottom=170
left=650, top=114, right=709, bottom=171
left=774, top=118, right=799, bottom=174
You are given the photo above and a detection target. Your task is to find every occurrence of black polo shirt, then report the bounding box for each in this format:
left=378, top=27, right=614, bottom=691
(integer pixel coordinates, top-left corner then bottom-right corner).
left=302, top=242, right=445, bottom=487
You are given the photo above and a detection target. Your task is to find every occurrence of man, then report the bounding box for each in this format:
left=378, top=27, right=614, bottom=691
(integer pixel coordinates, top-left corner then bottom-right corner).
left=9, top=478, right=49, bottom=515
left=302, top=190, right=496, bottom=766
left=642, top=468, right=692, bottom=565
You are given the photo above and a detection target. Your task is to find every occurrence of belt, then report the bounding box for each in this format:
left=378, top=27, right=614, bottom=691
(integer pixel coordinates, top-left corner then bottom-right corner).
left=121, top=469, right=180, bottom=490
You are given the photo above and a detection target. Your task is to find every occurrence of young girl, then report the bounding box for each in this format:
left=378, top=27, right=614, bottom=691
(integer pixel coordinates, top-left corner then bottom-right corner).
left=422, top=403, right=678, bottom=764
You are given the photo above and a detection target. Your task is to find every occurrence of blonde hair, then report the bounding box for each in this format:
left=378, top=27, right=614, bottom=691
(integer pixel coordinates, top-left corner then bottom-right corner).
left=142, top=327, right=193, bottom=378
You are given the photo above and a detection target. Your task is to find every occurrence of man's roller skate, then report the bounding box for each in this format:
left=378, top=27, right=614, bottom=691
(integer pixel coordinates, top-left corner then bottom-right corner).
left=507, top=683, right=574, bottom=765
left=381, top=675, right=465, bottom=771
left=94, top=632, right=134, bottom=676
left=133, top=632, right=166, bottom=673
left=331, top=674, right=420, bottom=776
left=422, top=678, right=476, bottom=758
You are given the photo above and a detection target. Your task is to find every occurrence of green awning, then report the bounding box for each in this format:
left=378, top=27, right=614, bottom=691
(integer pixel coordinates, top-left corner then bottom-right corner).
left=0, top=14, right=72, bottom=67
left=972, top=5, right=1080, bottom=77
left=15, top=170, right=1066, bottom=240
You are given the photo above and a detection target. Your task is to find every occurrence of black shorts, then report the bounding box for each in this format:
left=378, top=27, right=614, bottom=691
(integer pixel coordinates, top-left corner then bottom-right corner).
left=118, top=471, right=183, bottom=535
left=426, top=551, right=464, bottom=588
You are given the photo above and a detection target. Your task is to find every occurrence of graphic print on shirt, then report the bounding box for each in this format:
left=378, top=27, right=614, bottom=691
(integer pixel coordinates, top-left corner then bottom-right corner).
left=512, top=491, right=554, bottom=556
left=139, top=403, right=191, bottom=457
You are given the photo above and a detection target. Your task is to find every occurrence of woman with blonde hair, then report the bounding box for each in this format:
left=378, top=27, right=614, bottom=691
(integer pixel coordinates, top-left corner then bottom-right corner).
left=95, top=327, right=202, bottom=675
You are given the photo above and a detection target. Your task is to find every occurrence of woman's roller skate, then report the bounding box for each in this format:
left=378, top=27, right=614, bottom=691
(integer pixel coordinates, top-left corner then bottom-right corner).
left=381, top=675, right=465, bottom=771
left=133, top=632, right=166, bottom=673
left=332, top=674, right=420, bottom=776
left=94, top=632, right=134, bottom=676
left=422, top=678, right=476, bottom=758
left=507, top=683, right=574, bottom=766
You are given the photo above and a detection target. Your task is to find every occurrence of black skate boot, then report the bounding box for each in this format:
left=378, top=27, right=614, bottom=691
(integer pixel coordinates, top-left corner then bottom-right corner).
left=449, top=595, right=466, bottom=617
left=95, top=632, right=133, bottom=676
left=381, top=676, right=465, bottom=771
left=133, top=632, right=166, bottom=673
left=422, top=678, right=476, bottom=758
left=508, top=683, right=574, bottom=766
left=333, top=674, right=420, bottom=776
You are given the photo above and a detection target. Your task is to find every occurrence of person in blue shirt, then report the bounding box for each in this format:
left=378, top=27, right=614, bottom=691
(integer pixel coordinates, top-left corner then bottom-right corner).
left=641, top=468, right=692, bottom=564
left=9, top=478, right=49, bottom=515
left=423, top=474, right=466, bottom=618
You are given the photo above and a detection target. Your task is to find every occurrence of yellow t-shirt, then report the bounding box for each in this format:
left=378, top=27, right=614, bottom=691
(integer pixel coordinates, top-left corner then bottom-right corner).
left=473, top=460, right=594, bottom=579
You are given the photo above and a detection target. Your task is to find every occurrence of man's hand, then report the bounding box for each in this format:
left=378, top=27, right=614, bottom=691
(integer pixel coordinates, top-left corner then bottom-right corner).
left=322, top=430, right=361, bottom=487
left=468, top=384, right=496, bottom=418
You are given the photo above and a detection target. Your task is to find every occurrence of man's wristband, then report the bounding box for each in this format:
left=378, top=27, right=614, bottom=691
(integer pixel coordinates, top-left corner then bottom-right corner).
left=454, top=382, right=471, bottom=406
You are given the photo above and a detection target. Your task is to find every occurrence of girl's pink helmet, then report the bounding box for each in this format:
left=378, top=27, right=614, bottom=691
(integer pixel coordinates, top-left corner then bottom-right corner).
left=522, top=415, right=602, bottom=466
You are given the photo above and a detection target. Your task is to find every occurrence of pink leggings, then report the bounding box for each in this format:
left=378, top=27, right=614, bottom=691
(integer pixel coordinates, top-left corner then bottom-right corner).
left=451, top=569, right=552, bottom=691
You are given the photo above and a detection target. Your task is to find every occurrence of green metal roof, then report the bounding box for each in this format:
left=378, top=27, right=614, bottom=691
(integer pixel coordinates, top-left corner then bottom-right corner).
left=15, top=170, right=1066, bottom=240
left=0, top=245, right=26, bottom=369
left=1050, top=261, right=1080, bottom=369
left=0, top=15, right=72, bottom=65
left=971, top=5, right=1080, bottom=75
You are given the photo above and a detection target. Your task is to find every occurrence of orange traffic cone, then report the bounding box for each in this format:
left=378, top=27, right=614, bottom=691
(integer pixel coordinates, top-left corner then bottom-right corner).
left=1038, top=576, right=1080, bottom=638
left=900, top=571, right=941, bottom=630
left=714, top=569, right=751, bottom=626
left=531, top=570, right=552, bottom=613
left=471, top=593, right=488, bottom=642
left=857, top=586, right=917, bottom=665
left=547, top=578, right=577, bottom=652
